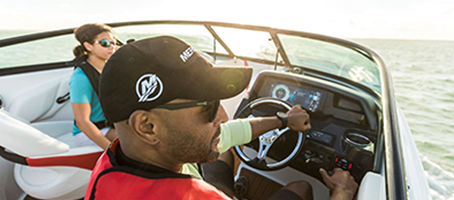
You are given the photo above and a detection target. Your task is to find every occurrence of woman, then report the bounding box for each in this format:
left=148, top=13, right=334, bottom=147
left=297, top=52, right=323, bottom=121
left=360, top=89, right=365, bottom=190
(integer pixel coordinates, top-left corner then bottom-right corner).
left=69, top=23, right=118, bottom=149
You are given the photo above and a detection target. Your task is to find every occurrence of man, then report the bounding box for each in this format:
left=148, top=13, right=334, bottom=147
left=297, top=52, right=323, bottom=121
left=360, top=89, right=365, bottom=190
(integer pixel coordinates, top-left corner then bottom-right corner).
left=85, top=36, right=357, bottom=200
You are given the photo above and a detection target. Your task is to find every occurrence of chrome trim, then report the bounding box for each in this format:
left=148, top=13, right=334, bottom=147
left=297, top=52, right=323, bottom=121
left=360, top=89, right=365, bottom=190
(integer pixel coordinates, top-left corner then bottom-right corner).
left=344, top=132, right=371, bottom=148
left=249, top=98, right=292, bottom=110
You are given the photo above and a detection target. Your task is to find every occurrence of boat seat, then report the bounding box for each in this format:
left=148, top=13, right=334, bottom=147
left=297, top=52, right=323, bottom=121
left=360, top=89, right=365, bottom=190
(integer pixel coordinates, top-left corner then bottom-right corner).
left=356, top=172, right=385, bottom=200
left=56, top=131, right=80, bottom=148
left=7, top=73, right=72, bottom=122
left=0, top=109, right=103, bottom=200
left=32, top=121, right=79, bottom=148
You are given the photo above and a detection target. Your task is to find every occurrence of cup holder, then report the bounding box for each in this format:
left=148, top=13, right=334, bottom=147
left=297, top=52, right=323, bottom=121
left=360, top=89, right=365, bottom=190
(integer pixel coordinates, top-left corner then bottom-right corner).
left=343, top=131, right=373, bottom=152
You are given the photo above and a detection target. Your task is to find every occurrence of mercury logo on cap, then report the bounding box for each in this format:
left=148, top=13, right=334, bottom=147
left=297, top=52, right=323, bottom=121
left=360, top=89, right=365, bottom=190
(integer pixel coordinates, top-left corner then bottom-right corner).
left=136, top=74, right=164, bottom=102
left=180, top=47, right=195, bottom=63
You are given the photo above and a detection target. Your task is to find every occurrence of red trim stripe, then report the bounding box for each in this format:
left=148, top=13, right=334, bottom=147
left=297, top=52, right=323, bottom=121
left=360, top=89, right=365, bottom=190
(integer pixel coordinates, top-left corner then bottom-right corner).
left=26, top=151, right=103, bottom=170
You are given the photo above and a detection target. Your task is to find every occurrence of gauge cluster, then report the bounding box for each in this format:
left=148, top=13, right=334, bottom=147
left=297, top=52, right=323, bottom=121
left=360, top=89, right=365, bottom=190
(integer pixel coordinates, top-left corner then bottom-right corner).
left=270, top=83, right=322, bottom=112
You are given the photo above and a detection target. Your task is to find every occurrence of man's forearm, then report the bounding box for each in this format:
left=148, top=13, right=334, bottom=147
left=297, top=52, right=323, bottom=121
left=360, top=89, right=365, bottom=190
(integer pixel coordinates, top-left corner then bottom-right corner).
left=248, top=116, right=282, bottom=140
left=246, top=105, right=310, bottom=142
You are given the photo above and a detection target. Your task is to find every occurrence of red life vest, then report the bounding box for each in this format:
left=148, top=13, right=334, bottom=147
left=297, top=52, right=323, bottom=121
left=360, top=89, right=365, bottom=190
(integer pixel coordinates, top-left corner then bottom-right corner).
left=85, top=140, right=230, bottom=200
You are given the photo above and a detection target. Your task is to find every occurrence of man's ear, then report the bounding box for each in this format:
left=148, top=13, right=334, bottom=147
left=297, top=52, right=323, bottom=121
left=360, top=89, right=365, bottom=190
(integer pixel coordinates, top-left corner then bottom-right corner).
left=128, top=110, right=159, bottom=145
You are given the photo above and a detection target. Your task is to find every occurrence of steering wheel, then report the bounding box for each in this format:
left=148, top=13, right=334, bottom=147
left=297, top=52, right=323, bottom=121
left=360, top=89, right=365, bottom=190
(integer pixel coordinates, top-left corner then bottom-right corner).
left=234, top=98, right=305, bottom=170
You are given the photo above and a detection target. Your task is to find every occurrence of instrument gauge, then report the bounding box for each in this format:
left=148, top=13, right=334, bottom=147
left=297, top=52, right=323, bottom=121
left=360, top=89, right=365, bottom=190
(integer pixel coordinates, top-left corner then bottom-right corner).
left=271, top=84, right=290, bottom=101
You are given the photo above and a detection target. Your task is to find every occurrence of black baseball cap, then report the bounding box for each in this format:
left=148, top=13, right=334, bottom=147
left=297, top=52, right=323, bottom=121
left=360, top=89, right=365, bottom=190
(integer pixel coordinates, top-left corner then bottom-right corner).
left=99, top=36, right=252, bottom=123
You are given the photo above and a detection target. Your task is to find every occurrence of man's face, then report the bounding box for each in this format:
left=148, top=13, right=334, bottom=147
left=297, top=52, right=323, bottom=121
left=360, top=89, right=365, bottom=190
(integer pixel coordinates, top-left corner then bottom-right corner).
left=154, top=99, right=228, bottom=163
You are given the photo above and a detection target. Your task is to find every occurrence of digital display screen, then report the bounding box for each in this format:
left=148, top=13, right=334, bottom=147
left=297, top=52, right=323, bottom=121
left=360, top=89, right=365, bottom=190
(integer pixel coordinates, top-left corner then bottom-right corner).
left=268, top=82, right=322, bottom=112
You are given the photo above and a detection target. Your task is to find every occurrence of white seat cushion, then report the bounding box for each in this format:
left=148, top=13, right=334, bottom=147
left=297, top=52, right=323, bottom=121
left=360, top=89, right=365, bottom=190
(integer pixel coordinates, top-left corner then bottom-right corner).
left=0, top=110, right=69, bottom=157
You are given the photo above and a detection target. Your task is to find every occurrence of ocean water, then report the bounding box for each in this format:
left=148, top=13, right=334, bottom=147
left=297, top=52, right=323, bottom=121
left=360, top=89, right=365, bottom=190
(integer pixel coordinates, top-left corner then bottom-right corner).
left=351, top=39, right=454, bottom=200
left=0, top=30, right=453, bottom=199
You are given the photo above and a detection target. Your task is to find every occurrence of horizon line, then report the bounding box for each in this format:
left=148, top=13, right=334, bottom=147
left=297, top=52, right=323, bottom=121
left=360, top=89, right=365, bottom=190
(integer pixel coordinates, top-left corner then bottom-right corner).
left=0, top=28, right=453, bottom=42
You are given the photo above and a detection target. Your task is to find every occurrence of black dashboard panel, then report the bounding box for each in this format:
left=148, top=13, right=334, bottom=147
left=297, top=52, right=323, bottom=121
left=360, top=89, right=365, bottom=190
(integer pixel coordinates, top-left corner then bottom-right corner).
left=241, top=71, right=381, bottom=182
left=252, top=71, right=379, bottom=131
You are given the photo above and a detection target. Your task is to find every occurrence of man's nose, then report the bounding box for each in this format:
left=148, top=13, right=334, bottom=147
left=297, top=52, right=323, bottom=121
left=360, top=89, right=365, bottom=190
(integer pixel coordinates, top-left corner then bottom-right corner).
left=213, top=104, right=229, bottom=125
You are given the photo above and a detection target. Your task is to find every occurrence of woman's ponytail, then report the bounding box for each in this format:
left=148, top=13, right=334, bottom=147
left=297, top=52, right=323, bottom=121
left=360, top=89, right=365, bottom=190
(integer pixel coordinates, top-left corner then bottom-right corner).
left=73, top=45, right=86, bottom=58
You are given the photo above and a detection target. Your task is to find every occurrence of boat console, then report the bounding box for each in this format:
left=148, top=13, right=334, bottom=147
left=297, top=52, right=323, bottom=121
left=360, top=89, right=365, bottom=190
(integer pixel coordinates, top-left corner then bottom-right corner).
left=234, top=70, right=380, bottom=183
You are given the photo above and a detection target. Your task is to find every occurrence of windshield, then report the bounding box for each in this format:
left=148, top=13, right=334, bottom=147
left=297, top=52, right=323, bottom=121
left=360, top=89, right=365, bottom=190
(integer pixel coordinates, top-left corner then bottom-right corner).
left=210, top=26, right=381, bottom=94
left=102, top=24, right=383, bottom=94
left=279, top=35, right=381, bottom=93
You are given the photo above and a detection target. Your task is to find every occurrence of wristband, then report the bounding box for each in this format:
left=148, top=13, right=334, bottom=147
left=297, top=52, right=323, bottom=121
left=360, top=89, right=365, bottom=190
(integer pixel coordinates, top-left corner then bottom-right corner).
left=276, top=111, right=288, bottom=129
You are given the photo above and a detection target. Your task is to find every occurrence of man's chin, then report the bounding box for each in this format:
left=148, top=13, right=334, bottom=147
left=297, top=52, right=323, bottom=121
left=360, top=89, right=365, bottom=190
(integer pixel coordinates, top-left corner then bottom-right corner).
left=201, top=148, right=220, bottom=163
left=207, top=150, right=220, bottom=162
left=183, top=147, right=220, bottom=163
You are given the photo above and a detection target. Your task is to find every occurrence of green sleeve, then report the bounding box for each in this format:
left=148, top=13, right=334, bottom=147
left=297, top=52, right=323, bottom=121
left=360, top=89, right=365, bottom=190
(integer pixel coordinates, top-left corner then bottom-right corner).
left=218, top=119, right=252, bottom=154
left=182, top=163, right=203, bottom=179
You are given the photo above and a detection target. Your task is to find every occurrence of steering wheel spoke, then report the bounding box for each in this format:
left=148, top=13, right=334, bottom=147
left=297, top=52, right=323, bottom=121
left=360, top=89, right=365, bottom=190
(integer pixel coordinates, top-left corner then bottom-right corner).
left=257, top=135, right=273, bottom=160
left=256, top=127, right=289, bottom=159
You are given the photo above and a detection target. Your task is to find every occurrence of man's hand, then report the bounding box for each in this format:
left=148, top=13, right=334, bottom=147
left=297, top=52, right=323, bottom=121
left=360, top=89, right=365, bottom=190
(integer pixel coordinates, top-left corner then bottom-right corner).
left=320, top=168, right=358, bottom=200
left=287, top=105, right=311, bottom=132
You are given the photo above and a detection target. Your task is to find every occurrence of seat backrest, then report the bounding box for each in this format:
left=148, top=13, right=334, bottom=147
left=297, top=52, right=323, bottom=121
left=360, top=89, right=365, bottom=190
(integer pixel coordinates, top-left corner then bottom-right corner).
left=8, top=73, right=73, bottom=122
left=0, top=109, right=69, bottom=157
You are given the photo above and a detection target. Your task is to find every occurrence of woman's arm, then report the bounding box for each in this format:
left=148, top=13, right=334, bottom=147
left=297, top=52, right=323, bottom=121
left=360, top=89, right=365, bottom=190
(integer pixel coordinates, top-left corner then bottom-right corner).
left=72, top=102, right=111, bottom=149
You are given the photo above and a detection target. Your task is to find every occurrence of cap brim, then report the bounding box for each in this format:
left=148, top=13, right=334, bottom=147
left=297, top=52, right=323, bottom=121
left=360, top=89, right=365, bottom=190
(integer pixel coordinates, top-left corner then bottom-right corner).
left=179, top=67, right=252, bottom=101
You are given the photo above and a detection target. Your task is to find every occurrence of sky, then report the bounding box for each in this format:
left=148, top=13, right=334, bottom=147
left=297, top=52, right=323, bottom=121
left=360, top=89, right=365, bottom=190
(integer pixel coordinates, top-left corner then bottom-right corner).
left=0, top=0, right=453, bottom=41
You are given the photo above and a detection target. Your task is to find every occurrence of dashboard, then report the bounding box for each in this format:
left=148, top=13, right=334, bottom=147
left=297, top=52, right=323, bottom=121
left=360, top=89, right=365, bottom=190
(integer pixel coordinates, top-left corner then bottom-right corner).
left=269, top=83, right=323, bottom=113
left=238, top=71, right=381, bottom=182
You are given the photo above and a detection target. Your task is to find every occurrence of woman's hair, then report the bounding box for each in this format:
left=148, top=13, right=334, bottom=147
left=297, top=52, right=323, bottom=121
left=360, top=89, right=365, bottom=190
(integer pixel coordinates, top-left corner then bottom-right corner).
left=73, top=23, right=113, bottom=58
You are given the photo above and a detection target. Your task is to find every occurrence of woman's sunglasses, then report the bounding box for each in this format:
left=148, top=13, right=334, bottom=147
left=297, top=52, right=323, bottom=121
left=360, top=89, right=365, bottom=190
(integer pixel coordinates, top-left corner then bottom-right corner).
left=94, top=39, right=117, bottom=47
left=155, top=100, right=220, bottom=122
